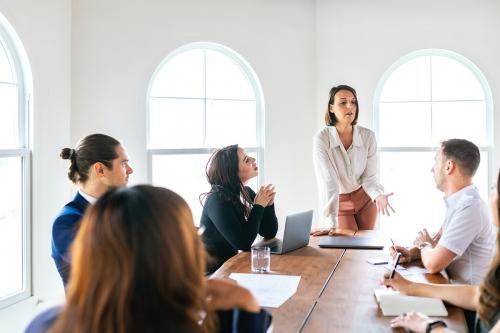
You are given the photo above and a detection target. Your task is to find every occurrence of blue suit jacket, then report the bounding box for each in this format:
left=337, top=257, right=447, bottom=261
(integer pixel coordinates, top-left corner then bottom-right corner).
left=51, top=192, right=89, bottom=286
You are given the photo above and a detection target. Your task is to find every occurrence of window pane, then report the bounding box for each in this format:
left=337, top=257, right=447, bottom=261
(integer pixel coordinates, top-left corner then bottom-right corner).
left=150, top=49, right=204, bottom=98
left=0, top=157, right=23, bottom=299
left=475, top=151, right=489, bottom=203
left=0, top=83, right=19, bottom=148
left=378, top=102, right=432, bottom=147
left=379, top=152, right=444, bottom=244
left=0, top=43, right=14, bottom=83
left=206, top=50, right=255, bottom=100
left=431, top=55, right=484, bottom=101
left=152, top=153, right=258, bottom=226
left=149, top=98, right=204, bottom=149
left=152, top=154, right=210, bottom=226
left=431, top=101, right=487, bottom=146
left=206, top=100, right=257, bottom=147
left=380, top=56, right=430, bottom=102
left=379, top=151, right=489, bottom=244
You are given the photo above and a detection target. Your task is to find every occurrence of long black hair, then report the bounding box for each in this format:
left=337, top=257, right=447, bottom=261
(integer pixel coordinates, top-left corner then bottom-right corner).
left=200, top=145, right=252, bottom=219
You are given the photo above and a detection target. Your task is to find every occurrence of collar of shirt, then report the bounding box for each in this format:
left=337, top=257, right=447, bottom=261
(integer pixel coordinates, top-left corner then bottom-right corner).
left=78, top=189, right=98, bottom=205
left=328, top=125, right=362, bottom=149
left=444, top=184, right=476, bottom=209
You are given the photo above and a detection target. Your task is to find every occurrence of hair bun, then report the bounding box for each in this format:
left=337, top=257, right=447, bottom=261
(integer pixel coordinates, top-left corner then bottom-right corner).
left=60, top=148, right=76, bottom=160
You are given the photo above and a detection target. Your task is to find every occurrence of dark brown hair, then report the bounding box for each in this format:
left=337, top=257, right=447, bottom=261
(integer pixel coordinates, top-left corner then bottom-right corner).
left=441, top=139, right=480, bottom=177
left=324, top=84, right=359, bottom=126
left=477, top=171, right=500, bottom=327
left=50, top=185, right=216, bottom=333
left=60, top=134, right=120, bottom=184
left=202, top=144, right=252, bottom=218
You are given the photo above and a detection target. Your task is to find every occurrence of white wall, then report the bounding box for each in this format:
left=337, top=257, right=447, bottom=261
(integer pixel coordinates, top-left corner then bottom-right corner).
left=71, top=0, right=318, bottom=223
left=0, top=0, right=71, bottom=332
left=316, top=0, right=500, bottom=177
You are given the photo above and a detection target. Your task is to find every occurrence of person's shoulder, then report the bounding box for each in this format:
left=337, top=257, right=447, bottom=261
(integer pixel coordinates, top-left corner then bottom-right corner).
left=314, top=126, right=332, bottom=138
left=355, top=125, right=376, bottom=138
left=53, top=205, right=83, bottom=229
left=456, top=186, right=487, bottom=209
left=313, top=126, right=334, bottom=146
left=25, top=306, right=63, bottom=333
left=55, top=193, right=88, bottom=221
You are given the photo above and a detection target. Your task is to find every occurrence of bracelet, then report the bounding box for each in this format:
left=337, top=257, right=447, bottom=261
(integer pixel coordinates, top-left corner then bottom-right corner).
left=426, top=320, right=447, bottom=333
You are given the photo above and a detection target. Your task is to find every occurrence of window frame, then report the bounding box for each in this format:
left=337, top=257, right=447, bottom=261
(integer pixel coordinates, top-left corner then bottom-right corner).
left=146, top=42, right=265, bottom=189
left=373, top=48, right=494, bottom=189
left=0, top=14, right=32, bottom=309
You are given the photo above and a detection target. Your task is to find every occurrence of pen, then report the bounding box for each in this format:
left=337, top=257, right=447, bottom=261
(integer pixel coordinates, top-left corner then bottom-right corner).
left=390, top=252, right=401, bottom=279
left=390, top=238, right=398, bottom=253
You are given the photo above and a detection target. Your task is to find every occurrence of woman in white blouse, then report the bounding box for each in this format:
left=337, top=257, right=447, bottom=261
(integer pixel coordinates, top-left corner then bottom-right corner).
left=312, top=85, right=394, bottom=236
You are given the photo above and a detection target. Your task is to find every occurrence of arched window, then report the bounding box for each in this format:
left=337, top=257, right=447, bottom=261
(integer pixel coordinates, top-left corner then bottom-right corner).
left=374, top=49, right=492, bottom=242
left=147, top=42, right=264, bottom=224
left=0, top=13, right=32, bottom=308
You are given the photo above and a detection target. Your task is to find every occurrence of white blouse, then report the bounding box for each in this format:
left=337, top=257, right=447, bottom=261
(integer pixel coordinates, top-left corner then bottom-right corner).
left=313, top=125, right=384, bottom=228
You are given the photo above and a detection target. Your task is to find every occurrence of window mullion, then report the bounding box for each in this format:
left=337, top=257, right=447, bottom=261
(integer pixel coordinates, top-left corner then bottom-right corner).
left=202, top=49, right=207, bottom=147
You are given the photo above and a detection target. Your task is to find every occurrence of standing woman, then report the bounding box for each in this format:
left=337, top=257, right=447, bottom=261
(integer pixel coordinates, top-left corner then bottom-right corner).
left=312, top=85, right=394, bottom=235
left=52, top=134, right=133, bottom=286
left=200, top=144, right=278, bottom=273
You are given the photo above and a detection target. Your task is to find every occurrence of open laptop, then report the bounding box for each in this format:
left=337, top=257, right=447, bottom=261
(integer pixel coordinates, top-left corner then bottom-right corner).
left=254, top=210, right=313, bottom=254
left=318, top=236, right=384, bottom=250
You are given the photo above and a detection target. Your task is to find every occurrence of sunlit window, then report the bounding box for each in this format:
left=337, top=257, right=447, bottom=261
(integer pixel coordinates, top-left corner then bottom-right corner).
left=148, top=43, right=263, bottom=224
left=0, top=14, right=31, bottom=308
left=374, top=49, right=492, bottom=243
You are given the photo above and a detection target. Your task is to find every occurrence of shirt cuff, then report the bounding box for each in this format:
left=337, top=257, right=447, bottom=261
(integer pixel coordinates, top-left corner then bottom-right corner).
left=325, top=215, right=338, bottom=229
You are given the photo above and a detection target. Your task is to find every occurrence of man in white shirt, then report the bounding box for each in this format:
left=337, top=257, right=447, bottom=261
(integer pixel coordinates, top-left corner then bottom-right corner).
left=392, top=139, right=495, bottom=285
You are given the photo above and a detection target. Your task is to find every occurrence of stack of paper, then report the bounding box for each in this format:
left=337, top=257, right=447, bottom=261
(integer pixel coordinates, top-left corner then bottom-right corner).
left=374, top=288, right=448, bottom=316
left=229, top=273, right=301, bottom=308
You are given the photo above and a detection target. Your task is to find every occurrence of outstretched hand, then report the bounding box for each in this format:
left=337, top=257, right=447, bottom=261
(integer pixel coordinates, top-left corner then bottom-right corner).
left=375, top=192, right=395, bottom=216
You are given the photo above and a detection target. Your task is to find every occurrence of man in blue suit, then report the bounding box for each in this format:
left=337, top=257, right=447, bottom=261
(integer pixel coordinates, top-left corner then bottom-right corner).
left=52, top=134, right=133, bottom=286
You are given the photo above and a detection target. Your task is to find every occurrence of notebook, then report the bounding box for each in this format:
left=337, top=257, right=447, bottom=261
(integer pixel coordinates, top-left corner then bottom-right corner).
left=253, top=210, right=313, bottom=254
left=318, top=236, right=384, bottom=249
left=374, top=288, right=448, bottom=316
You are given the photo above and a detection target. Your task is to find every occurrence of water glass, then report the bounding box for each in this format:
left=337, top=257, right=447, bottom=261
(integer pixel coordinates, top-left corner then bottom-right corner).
left=251, top=246, right=270, bottom=273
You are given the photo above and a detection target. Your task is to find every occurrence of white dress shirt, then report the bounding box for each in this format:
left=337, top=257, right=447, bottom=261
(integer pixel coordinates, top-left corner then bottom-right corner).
left=438, top=185, right=495, bottom=285
left=313, top=125, right=384, bottom=228
left=78, top=189, right=97, bottom=205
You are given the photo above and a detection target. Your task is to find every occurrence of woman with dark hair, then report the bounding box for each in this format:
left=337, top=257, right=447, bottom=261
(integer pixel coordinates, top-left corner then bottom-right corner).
left=26, top=186, right=272, bottom=333
left=200, top=145, right=278, bottom=273
left=381, top=171, right=500, bottom=333
left=52, top=133, right=133, bottom=286
left=312, top=84, right=394, bottom=235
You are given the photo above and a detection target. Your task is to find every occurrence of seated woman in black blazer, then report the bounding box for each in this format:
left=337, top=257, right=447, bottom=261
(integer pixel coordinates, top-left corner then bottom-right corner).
left=26, top=186, right=272, bottom=333
left=200, top=144, right=278, bottom=273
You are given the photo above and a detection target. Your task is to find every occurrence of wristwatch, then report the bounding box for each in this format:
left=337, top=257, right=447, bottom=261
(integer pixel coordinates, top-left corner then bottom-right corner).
left=426, top=320, right=447, bottom=333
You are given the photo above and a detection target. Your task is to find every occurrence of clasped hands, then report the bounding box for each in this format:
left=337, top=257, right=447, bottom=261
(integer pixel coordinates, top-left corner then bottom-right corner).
left=254, top=184, right=276, bottom=207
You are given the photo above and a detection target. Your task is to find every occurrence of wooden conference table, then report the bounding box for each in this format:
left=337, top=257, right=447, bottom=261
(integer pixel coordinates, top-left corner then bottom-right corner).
left=212, top=230, right=467, bottom=333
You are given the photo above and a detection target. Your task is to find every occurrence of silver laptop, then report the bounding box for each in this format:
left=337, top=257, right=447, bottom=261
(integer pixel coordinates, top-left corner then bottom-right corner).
left=254, top=210, right=313, bottom=254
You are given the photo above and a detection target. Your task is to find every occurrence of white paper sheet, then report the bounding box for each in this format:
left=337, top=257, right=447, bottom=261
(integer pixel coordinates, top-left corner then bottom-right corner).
left=229, top=273, right=301, bottom=308
left=374, top=288, right=448, bottom=316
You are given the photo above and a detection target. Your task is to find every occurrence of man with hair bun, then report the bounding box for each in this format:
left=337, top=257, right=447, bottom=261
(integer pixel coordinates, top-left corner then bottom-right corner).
left=52, top=133, right=133, bottom=286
